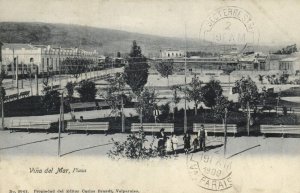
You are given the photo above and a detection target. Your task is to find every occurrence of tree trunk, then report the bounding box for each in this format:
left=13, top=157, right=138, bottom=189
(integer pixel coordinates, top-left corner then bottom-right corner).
left=195, top=103, right=198, bottom=115
left=139, top=107, right=143, bottom=129
left=223, top=108, right=228, bottom=157
left=247, top=101, right=250, bottom=136
left=167, top=77, right=169, bottom=87
left=1, top=99, right=4, bottom=130
left=173, top=106, right=175, bottom=120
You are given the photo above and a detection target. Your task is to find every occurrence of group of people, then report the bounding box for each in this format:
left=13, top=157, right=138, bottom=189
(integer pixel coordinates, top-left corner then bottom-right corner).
left=157, top=129, right=179, bottom=156
left=157, top=125, right=207, bottom=156
left=183, top=124, right=207, bottom=154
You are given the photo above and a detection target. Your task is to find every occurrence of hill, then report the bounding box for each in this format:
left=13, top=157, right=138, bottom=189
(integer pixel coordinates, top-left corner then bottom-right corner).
left=0, top=22, right=277, bottom=56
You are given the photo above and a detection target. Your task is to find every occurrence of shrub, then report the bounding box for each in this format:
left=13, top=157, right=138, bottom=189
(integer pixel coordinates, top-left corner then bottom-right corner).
left=108, top=128, right=158, bottom=160
left=76, top=80, right=97, bottom=102
left=41, top=86, right=60, bottom=113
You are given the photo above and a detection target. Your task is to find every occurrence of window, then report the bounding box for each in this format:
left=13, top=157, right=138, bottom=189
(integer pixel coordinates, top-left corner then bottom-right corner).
left=30, top=58, right=34, bottom=63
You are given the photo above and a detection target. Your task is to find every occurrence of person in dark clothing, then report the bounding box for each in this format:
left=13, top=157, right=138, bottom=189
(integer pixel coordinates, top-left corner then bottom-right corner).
left=157, top=128, right=167, bottom=156
left=183, top=132, right=191, bottom=154
left=198, top=124, right=207, bottom=151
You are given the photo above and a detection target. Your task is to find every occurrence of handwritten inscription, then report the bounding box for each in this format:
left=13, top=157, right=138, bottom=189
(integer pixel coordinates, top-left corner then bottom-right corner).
left=29, top=167, right=87, bottom=174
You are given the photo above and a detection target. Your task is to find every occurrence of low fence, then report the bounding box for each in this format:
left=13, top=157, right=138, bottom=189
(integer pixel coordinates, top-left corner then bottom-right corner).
left=131, top=123, right=174, bottom=133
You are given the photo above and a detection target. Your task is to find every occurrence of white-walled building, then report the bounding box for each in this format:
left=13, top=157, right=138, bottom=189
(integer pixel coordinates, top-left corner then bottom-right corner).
left=279, top=57, right=300, bottom=74
left=1, top=43, right=98, bottom=74
left=161, top=49, right=185, bottom=59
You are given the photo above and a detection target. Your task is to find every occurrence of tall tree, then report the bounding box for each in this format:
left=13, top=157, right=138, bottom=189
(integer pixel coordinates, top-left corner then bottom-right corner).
left=102, top=72, right=126, bottom=115
left=155, top=59, right=174, bottom=86
left=62, top=57, right=89, bottom=81
left=171, top=85, right=181, bottom=120
left=233, top=76, right=259, bottom=135
left=124, top=41, right=149, bottom=97
left=76, top=80, right=97, bottom=102
left=186, top=75, right=203, bottom=115
left=136, top=88, right=158, bottom=123
left=202, top=79, right=223, bottom=111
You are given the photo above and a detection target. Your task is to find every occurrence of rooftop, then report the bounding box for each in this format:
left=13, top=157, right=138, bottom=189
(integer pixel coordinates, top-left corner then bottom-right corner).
left=280, top=57, right=299, bottom=62
left=2, top=43, right=38, bottom=50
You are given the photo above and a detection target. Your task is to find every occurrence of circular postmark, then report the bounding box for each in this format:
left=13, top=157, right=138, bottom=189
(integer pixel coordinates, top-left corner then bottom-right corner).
left=186, top=152, right=232, bottom=191
left=200, top=6, right=259, bottom=47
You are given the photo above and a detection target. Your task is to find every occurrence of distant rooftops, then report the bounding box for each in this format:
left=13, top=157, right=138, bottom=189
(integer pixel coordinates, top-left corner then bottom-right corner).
left=280, top=57, right=299, bottom=62
left=2, top=43, right=38, bottom=50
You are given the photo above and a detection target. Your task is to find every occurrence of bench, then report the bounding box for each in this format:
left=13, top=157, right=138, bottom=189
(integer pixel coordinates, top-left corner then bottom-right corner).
left=66, top=122, right=110, bottom=134
left=70, top=102, right=98, bottom=112
left=52, top=85, right=60, bottom=90
left=8, top=120, right=52, bottom=132
left=260, top=125, right=300, bottom=137
left=131, top=123, right=174, bottom=133
left=6, top=93, right=19, bottom=102
left=19, top=91, right=30, bottom=98
left=193, top=123, right=238, bottom=136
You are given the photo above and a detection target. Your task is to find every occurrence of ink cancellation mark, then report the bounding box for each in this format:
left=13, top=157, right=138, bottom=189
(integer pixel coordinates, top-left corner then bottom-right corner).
left=186, top=153, right=232, bottom=191
left=200, top=6, right=259, bottom=46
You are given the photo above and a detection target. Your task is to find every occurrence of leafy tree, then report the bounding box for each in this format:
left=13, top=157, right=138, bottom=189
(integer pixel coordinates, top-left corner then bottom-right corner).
left=202, top=79, right=223, bottom=111
left=159, top=102, right=170, bottom=118
left=186, top=75, right=203, bottom=115
left=76, top=80, right=97, bottom=102
left=102, top=73, right=126, bottom=116
left=233, top=76, right=259, bottom=135
left=62, top=57, right=90, bottom=80
left=65, top=81, right=75, bottom=100
left=136, top=88, right=158, bottom=123
left=234, top=76, right=259, bottom=109
left=155, top=59, right=174, bottom=86
left=124, top=41, right=149, bottom=97
left=41, top=85, right=60, bottom=113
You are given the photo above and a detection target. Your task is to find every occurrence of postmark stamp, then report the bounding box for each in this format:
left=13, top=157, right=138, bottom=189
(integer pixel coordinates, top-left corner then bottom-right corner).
left=200, top=6, right=259, bottom=46
left=186, top=152, right=232, bottom=191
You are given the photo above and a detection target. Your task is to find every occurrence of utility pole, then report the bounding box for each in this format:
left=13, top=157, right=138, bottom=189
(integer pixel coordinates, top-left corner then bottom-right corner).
left=184, top=24, right=188, bottom=133
left=224, top=108, right=228, bottom=157
left=35, top=67, right=39, bottom=96
left=58, top=92, right=63, bottom=157
left=59, top=47, right=61, bottom=89
left=21, top=62, right=24, bottom=89
left=16, top=56, right=19, bottom=98
left=12, top=48, right=15, bottom=86
left=0, top=41, right=4, bottom=130
left=247, top=101, right=250, bottom=136
left=121, top=96, right=125, bottom=133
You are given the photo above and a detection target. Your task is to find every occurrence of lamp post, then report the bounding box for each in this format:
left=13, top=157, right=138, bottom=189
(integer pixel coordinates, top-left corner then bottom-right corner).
left=223, top=107, right=228, bottom=157
left=0, top=41, right=4, bottom=130
left=57, top=89, right=65, bottom=157
left=184, top=24, right=187, bottom=133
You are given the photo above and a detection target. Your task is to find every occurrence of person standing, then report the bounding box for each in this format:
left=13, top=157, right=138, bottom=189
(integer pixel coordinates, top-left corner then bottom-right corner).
left=198, top=124, right=207, bottom=151
left=183, top=132, right=191, bottom=154
left=157, top=128, right=167, bottom=156
left=171, top=133, right=178, bottom=156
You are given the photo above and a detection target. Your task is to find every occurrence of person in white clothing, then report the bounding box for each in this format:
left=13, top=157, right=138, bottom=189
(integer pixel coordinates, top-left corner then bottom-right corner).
left=171, top=133, right=179, bottom=156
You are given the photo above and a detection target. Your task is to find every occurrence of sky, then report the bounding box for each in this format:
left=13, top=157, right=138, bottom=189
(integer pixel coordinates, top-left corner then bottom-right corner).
left=0, top=0, right=300, bottom=46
